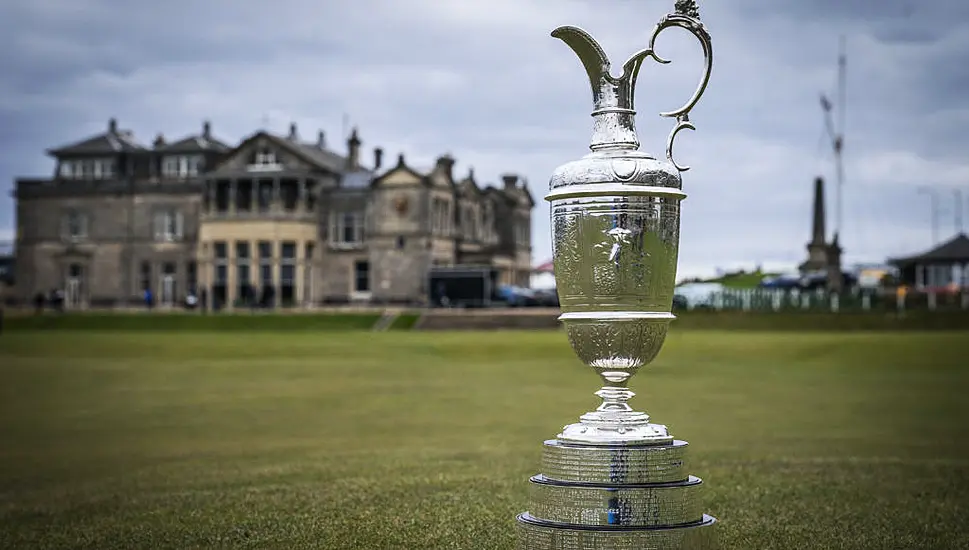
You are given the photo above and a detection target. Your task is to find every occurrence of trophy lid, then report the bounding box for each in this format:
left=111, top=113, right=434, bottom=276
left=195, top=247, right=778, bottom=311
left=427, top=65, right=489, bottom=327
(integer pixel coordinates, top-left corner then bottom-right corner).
left=547, top=0, right=712, bottom=195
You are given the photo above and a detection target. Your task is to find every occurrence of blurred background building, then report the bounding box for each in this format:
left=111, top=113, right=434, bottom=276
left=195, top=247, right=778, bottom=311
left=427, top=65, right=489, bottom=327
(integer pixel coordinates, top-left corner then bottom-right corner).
left=11, top=118, right=534, bottom=310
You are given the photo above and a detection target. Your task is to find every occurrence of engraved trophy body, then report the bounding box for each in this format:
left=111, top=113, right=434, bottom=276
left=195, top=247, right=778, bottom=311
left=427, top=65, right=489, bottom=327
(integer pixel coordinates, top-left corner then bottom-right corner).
left=517, top=2, right=717, bottom=547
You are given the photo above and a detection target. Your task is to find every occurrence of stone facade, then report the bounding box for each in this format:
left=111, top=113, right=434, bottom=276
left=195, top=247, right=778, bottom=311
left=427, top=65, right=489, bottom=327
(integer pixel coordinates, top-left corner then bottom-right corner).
left=12, top=118, right=534, bottom=309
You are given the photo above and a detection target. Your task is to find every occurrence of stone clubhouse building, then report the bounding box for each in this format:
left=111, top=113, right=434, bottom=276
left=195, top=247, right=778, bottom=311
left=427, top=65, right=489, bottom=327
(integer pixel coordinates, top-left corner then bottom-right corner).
left=12, top=118, right=534, bottom=310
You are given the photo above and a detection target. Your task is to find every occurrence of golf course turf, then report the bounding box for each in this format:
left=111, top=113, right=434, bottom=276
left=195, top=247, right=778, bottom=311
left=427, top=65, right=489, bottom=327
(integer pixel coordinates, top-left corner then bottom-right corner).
left=1, top=329, right=967, bottom=549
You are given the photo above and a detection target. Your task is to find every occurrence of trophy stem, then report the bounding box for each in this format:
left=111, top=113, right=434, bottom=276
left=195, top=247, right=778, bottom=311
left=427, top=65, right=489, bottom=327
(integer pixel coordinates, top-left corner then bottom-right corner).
left=558, top=380, right=672, bottom=446
left=592, top=383, right=644, bottom=417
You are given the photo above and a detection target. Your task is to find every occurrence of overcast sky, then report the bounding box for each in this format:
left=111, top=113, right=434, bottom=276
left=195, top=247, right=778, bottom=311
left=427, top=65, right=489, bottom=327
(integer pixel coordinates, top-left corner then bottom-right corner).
left=1, top=0, right=967, bottom=278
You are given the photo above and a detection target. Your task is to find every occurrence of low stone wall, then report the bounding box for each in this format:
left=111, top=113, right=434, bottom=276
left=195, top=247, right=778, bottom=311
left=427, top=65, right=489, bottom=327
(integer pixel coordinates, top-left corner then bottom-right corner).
left=415, top=308, right=562, bottom=330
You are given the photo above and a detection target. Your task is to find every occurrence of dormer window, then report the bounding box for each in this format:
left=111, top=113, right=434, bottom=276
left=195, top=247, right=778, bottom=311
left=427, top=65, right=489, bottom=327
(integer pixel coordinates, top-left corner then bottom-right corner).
left=248, top=147, right=282, bottom=172
left=255, top=148, right=276, bottom=165
left=58, top=158, right=116, bottom=180
left=162, top=155, right=204, bottom=178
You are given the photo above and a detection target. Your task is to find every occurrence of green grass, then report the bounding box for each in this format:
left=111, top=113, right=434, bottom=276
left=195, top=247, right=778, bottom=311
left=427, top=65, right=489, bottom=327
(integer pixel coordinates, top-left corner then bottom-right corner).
left=1, top=330, right=967, bottom=549
left=6, top=309, right=969, bottom=332
left=1, top=312, right=382, bottom=331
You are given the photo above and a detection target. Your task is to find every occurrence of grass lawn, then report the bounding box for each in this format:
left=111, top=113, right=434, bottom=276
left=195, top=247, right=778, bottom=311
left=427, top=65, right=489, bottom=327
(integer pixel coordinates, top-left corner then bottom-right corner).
left=1, top=330, right=967, bottom=549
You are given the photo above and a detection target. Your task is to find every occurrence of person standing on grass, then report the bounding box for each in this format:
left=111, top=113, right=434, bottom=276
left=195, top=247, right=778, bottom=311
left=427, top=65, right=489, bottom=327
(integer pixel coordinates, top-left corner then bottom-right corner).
left=144, top=288, right=153, bottom=311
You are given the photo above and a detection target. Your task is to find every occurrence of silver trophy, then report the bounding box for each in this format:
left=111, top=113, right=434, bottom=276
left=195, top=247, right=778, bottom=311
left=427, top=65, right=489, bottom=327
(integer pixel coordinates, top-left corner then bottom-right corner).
left=517, top=1, right=716, bottom=547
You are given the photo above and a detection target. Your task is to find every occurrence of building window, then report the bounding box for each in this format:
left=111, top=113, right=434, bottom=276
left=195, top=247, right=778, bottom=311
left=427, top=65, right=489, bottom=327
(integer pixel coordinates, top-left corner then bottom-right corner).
left=62, top=209, right=89, bottom=242
left=432, top=198, right=451, bottom=236
left=140, top=261, right=152, bottom=291
left=236, top=241, right=252, bottom=305
left=354, top=260, right=370, bottom=293
left=258, top=181, right=273, bottom=212
left=282, top=180, right=298, bottom=211
left=280, top=241, right=296, bottom=306
left=187, top=261, right=197, bottom=294
left=304, top=242, right=315, bottom=306
left=153, top=209, right=184, bottom=242
left=258, top=241, right=273, bottom=307
left=255, top=148, right=276, bottom=165
left=330, top=211, right=365, bottom=247
left=160, top=262, right=177, bottom=306
left=249, top=147, right=282, bottom=172
left=59, top=159, right=115, bottom=180
left=162, top=155, right=204, bottom=178
left=65, top=263, right=85, bottom=309
left=213, top=241, right=228, bottom=308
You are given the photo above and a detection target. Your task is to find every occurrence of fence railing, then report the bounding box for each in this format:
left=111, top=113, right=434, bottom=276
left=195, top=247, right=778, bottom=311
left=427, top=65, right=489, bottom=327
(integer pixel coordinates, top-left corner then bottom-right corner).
left=679, top=287, right=969, bottom=313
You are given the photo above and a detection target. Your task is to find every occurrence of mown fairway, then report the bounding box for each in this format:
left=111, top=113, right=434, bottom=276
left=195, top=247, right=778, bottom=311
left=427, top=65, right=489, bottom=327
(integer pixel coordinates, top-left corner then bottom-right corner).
left=1, top=329, right=968, bottom=549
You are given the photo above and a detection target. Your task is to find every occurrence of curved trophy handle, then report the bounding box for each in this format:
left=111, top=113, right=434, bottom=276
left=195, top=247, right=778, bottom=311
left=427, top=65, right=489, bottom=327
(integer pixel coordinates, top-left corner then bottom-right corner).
left=626, top=1, right=713, bottom=171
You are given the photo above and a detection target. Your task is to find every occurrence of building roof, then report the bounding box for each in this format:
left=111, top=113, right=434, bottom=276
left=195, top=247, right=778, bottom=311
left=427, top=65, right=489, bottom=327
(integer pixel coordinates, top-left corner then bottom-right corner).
left=290, top=140, right=352, bottom=173
left=156, top=122, right=231, bottom=153
left=889, top=233, right=969, bottom=266
left=533, top=259, right=554, bottom=273
left=47, top=118, right=148, bottom=156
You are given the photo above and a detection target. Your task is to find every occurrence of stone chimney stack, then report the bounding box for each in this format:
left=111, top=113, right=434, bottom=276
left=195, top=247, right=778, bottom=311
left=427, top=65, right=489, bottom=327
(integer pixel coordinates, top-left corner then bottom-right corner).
left=288, top=122, right=299, bottom=141
left=317, top=131, right=326, bottom=149
left=502, top=174, right=518, bottom=190
left=108, top=117, right=118, bottom=133
left=435, top=154, right=455, bottom=180
left=347, top=127, right=361, bottom=169
left=374, top=147, right=383, bottom=171
left=202, top=120, right=212, bottom=139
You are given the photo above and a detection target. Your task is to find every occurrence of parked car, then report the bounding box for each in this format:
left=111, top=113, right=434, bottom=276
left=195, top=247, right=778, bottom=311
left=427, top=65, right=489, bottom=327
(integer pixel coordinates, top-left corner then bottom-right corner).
left=495, top=285, right=540, bottom=307
left=533, top=288, right=560, bottom=307
left=759, top=273, right=801, bottom=289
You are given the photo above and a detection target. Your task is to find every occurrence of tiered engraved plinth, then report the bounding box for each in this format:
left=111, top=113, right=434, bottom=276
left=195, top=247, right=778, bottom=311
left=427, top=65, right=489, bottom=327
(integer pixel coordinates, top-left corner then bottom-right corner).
left=517, top=439, right=717, bottom=549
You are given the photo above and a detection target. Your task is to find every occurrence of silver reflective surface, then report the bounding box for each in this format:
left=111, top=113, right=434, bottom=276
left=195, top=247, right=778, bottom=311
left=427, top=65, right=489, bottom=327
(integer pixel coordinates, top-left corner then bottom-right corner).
left=518, top=514, right=718, bottom=550
left=528, top=475, right=704, bottom=527
left=541, top=440, right=688, bottom=485
left=547, top=0, right=712, bottom=447
left=519, top=2, right=717, bottom=547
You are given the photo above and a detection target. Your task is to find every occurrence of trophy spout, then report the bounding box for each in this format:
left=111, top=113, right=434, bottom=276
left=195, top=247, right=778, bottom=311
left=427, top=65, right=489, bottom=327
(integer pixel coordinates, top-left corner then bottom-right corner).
left=551, top=26, right=646, bottom=151
left=552, top=0, right=713, bottom=166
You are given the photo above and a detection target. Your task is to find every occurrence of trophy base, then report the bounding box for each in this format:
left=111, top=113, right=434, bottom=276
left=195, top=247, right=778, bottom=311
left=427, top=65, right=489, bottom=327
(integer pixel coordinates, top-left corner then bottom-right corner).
left=542, top=439, right=689, bottom=484
left=517, top=513, right=717, bottom=549
left=558, top=420, right=674, bottom=446
left=518, top=438, right=717, bottom=549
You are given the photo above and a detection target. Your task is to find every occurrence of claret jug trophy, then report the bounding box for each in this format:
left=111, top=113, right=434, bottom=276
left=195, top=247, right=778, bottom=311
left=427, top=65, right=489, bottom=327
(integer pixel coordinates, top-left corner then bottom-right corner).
left=516, top=1, right=716, bottom=548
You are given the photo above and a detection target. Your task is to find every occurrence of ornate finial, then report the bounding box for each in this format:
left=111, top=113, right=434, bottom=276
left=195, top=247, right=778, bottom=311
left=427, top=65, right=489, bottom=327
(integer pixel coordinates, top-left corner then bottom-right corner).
left=675, top=0, right=700, bottom=19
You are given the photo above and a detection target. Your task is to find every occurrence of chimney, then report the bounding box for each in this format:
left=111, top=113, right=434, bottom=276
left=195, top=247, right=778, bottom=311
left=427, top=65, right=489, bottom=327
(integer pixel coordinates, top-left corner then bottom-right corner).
left=153, top=133, right=166, bottom=148
left=347, top=127, right=361, bottom=169
left=397, top=153, right=406, bottom=166
left=288, top=122, right=299, bottom=141
left=108, top=117, right=118, bottom=133
left=317, top=130, right=326, bottom=149
left=202, top=120, right=211, bottom=139
left=435, top=154, right=455, bottom=180
left=502, top=174, right=518, bottom=189
left=373, top=147, right=383, bottom=171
